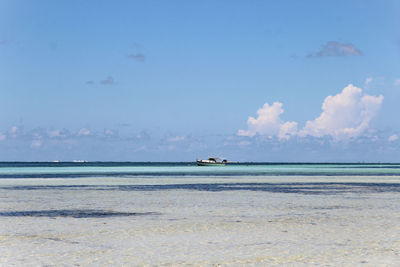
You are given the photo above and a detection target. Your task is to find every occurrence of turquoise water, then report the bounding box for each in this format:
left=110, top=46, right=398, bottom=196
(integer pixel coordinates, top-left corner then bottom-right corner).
left=1, top=162, right=400, bottom=178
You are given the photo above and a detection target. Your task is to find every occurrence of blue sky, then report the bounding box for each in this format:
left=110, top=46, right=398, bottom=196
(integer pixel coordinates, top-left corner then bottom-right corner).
left=1, top=0, right=399, bottom=161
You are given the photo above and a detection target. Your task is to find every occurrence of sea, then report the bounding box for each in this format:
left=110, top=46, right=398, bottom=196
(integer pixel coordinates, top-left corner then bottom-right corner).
left=0, top=162, right=399, bottom=266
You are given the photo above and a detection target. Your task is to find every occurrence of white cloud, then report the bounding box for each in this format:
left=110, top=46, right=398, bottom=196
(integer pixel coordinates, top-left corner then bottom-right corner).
left=239, top=84, right=384, bottom=141
left=77, top=128, right=91, bottom=136
left=394, top=79, right=400, bottom=86
left=0, top=133, right=5, bottom=141
left=365, top=77, right=372, bottom=86
left=388, top=134, right=398, bottom=142
left=299, top=84, right=383, bottom=140
left=278, top=121, right=298, bottom=140
left=238, top=102, right=298, bottom=140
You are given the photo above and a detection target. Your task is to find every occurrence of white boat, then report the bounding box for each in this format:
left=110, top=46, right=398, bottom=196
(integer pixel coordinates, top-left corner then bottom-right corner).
left=196, top=157, right=227, bottom=166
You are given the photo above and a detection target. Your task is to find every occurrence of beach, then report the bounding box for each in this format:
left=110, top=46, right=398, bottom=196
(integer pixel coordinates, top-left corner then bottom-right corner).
left=3, top=0, right=399, bottom=265
left=0, top=164, right=400, bottom=266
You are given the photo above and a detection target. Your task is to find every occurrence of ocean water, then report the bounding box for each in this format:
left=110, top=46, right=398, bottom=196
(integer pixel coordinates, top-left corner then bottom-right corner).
left=0, top=163, right=399, bottom=266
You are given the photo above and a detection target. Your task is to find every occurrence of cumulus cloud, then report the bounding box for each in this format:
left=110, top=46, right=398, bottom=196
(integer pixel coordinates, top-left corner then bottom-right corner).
left=308, top=41, right=363, bottom=58
left=299, top=84, right=383, bottom=139
left=128, top=53, right=145, bottom=62
left=394, top=79, right=400, bottom=86
left=238, top=102, right=298, bottom=140
left=239, top=84, right=384, bottom=141
left=388, top=134, right=398, bottom=142
left=0, top=133, right=6, bottom=141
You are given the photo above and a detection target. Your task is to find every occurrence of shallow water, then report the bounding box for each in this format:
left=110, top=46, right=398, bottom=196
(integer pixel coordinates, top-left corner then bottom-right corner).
left=0, top=163, right=399, bottom=266
left=1, top=162, right=400, bottom=178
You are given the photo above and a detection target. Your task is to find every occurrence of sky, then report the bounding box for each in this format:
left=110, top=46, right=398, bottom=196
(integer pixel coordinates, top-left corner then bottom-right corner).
left=0, top=0, right=400, bottom=162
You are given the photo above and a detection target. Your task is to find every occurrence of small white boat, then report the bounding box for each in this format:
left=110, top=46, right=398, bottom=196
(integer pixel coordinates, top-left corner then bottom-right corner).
left=196, top=157, right=227, bottom=166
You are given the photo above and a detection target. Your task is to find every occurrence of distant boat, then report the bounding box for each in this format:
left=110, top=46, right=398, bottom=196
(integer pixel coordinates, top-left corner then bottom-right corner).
left=73, top=160, right=87, bottom=163
left=196, top=157, right=227, bottom=166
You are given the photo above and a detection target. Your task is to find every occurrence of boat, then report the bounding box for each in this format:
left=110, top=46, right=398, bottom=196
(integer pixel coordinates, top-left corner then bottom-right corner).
left=196, top=157, right=227, bottom=166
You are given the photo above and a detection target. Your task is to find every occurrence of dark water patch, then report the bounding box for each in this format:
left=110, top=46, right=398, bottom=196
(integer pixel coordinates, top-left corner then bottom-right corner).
left=312, top=205, right=349, bottom=210
left=46, top=237, right=62, bottom=242
left=0, top=209, right=160, bottom=218
left=3, top=171, right=400, bottom=179
left=2, top=182, right=400, bottom=195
